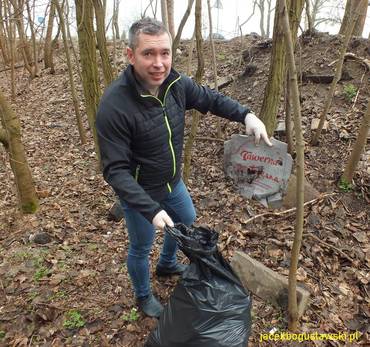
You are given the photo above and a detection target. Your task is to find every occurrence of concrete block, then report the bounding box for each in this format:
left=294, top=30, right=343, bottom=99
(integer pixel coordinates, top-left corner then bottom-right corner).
left=282, top=174, right=320, bottom=208
left=275, top=121, right=286, bottom=134
left=107, top=200, right=124, bottom=222
left=311, top=119, right=328, bottom=131
left=231, top=251, right=310, bottom=318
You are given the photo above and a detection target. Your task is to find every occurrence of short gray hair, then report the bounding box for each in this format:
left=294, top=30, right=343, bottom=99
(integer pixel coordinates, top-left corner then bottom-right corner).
left=128, top=17, right=171, bottom=50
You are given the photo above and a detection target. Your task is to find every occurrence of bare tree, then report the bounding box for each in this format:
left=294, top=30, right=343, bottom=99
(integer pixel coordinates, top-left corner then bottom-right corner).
left=75, top=0, right=101, bottom=163
left=54, top=0, right=86, bottom=144
left=9, top=0, right=35, bottom=77
left=112, top=0, right=120, bottom=40
left=339, top=0, right=368, bottom=37
left=0, top=2, right=10, bottom=64
left=280, top=0, right=305, bottom=332
left=183, top=0, right=204, bottom=183
left=207, top=0, right=222, bottom=138
left=341, top=98, right=370, bottom=184
left=0, top=90, right=39, bottom=213
left=167, top=0, right=175, bottom=38
left=312, top=0, right=367, bottom=145
left=255, top=0, right=274, bottom=38
left=92, top=0, right=114, bottom=86
left=25, top=0, right=39, bottom=76
left=44, top=0, right=56, bottom=71
left=172, top=0, right=194, bottom=55
left=3, top=0, right=16, bottom=99
left=259, top=0, right=304, bottom=136
left=161, top=0, right=169, bottom=30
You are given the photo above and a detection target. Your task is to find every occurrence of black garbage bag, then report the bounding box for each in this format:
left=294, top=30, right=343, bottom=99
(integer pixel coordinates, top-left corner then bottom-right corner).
left=145, top=224, right=252, bottom=347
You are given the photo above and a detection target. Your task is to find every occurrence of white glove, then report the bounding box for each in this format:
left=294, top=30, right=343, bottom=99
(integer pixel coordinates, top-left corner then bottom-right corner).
left=245, top=112, right=272, bottom=146
left=152, top=210, right=174, bottom=230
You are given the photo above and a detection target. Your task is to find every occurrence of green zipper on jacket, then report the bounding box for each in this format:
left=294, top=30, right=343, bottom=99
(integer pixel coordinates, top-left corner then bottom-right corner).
left=141, top=76, right=181, bottom=183
left=135, top=164, right=140, bottom=181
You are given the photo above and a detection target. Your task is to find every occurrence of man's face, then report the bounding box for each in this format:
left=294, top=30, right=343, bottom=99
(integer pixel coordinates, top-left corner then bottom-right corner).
left=127, top=32, right=172, bottom=91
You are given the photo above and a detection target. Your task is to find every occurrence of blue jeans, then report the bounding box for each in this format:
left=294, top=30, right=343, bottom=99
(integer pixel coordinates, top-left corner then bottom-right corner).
left=121, top=179, right=196, bottom=299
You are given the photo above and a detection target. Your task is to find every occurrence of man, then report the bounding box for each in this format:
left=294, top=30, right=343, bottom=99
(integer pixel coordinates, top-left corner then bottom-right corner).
left=96, top=17, right=271, bottom=318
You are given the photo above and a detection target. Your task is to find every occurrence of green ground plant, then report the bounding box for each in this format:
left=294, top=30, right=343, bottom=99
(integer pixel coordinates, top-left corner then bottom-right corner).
left=339, top=178, right=353, bottom=192
left=343, top=84, right=357, bottom=102
left=122, top=308, right=139, bottom=322
left=63, top=310, right=85, bottom=329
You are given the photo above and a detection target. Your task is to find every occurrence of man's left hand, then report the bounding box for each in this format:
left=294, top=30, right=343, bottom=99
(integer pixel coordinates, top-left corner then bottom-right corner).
left=245, top=113, right=272, bottom=146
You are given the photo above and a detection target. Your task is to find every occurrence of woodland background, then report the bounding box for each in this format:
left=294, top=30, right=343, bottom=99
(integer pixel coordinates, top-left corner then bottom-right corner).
left=0, top=0, right=369, bottom=346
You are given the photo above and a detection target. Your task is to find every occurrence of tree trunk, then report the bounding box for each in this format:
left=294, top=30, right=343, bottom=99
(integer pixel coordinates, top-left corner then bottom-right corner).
left=161, top=0, right=169, bottom=30
left=339, top=0, right=368, bottom=37
left=9, top=0, right=35, bottom=78
left=166, top=0, right=175, bottom=39
left=54, top=0, right=86, bottom=144
left=0, top=2, right=10, bottom=64
left=266, top=0, right=273, bottom=38
left=75, top=0, right=101, bottom=164
left=259, top=0, right=304, bottom=136
left=183, top=0, right=204, bottom=184
left=312, top=0, right=366, bottom=145
left=112, top=0, right=120, bottom=40
left=0, top=90, right=39, bottom=213
left=304, top=0, right=313, bottom=34
left=341, top=98, right=370, bottom=183
left=44, top=0, right=56, bottom=71
left=280, top=0, right=305, bottom=332
left=4, top=0, right=16, bottom=99
left=92, top=0, right=114, bottom=86
left=207, top=0, right=222, bottom=138
left=25, top=0, right=40, bottom=76
left=172, top=0, right=194, bottom=56
left=257, top=0, right=266, bottom=37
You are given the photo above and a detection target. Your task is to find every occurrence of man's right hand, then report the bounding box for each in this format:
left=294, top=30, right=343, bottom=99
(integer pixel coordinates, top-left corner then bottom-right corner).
left=152, top=210, right=174, bottom=230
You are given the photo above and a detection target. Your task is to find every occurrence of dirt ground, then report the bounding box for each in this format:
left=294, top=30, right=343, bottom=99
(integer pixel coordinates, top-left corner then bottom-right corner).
left=0, top=32, right=369, bottom=346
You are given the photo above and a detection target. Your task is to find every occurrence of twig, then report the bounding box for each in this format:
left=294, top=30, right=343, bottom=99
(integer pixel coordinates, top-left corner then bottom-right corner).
left=351, top=70, right=367, bottom=110
left=243, top=192, right=336, bottom=224
left=304, top=233, right=354, bottom=263
left=195, top=136, right=224, bottom=142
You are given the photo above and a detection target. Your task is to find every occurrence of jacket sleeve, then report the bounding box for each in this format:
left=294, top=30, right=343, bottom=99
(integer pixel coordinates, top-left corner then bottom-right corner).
left=96, top=100, right=162, bottom=223
left=181, top=74, right=250, bottom=123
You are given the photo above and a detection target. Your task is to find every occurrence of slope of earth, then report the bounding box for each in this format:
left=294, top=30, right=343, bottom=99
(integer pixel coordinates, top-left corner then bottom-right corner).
left=0, top=32, right=369, bottom=346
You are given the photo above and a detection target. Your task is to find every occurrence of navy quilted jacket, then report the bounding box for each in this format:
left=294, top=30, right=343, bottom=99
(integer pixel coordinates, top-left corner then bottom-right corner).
left=96, top=65, right=249, bottom=222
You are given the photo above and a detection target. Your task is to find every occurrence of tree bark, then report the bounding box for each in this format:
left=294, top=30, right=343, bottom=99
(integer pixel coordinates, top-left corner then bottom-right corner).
left=92, top=0, right=114, bottom=86
left=339, top=0, right=368, bottom=37
left=4, top=0, right=16, bottom=99
left=161, top=0, right=169, bottom=31
left=54, top=0, right=86, bottom=144
left=304, top=0, right=313, bottom=33
left=0, top=2, right=10, bottom=64
left=312, top=0, right=366, bottom=145
left=183, top=0, right=204, bottom=184
left=25, top=0, right=40, bottom=76
left=341, top=98, right=370, bottom=183
left=75, top=0, right=101, bottom=164
left=259, top=0, right=304, bottom=136
left=207, top=0, right=222, bottom=138
left=172, top=0, right=194, bottom=56
left=44, top=0, right=56, bottom=71
left=112, top=0, right=120, bottom=40
left=166, top=0, right=175, bottom=39
left=9, top=0, right=35, bottom=78
left=280, top=0, right=305, bottom=332
left=0, top=90, right=39, bottom=213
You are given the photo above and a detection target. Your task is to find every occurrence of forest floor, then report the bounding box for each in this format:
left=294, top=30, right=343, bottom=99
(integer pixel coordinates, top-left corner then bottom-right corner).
left=0, top=32, right=369, bottom=347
